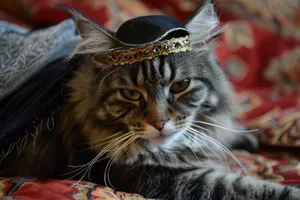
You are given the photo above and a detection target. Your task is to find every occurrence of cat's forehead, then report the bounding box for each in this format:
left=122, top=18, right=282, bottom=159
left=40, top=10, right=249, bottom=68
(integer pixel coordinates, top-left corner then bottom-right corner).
left=100, top=50, right=215, bottom=93
left=133, top=52, right=197, bottom=73
left=115, top=53, right=195, bottom=87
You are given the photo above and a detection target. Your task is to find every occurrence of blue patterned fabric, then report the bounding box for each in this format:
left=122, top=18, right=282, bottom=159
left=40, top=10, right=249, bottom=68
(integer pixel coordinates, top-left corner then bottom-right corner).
left=0, top=19, right=81, bottom=151
left=0, top=19, right=80, bottom=100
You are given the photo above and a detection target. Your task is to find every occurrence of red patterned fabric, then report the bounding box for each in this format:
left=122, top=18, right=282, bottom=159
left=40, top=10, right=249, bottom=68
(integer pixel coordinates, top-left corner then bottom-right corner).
left=212, top=1, right=300, bottom=148
left=0, top=178, right=154, bottom=200
left=0, top=9, right=31, bottom=29
left=231, top=150, right=300, bottom=185
left=0, top=150, right=299, bottom=199
left=0, top=0, right=162, bottom=29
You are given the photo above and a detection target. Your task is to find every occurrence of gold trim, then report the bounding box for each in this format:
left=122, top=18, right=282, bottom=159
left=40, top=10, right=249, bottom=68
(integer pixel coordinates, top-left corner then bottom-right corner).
left=103, top=36, right=192, bottom=65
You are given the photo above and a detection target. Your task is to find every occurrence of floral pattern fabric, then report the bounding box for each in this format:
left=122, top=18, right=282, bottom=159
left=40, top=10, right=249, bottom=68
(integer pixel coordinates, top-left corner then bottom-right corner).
left=0, top=150, right=299, bottom=199
left=0, top=178, right=154, bottom=200
left=212, top=0, right=300, bottom=148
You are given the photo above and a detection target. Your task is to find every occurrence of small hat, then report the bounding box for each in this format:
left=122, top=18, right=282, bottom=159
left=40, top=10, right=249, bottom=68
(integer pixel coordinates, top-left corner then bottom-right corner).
left=105, top=15, right=192, bottom=65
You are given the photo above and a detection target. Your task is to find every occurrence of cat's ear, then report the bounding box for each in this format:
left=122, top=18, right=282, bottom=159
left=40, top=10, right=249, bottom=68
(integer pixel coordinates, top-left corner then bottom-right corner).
left=185, top=3, right=225, bottom=47
left=73, top=18, right=119, bottom=53
left=59, top=6, right=119, bottom=58
left=75, top=18, right=115, bottom=41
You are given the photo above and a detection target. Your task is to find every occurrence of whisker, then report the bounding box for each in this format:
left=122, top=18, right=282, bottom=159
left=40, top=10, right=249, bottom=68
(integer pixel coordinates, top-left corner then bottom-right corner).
left=186, top=127, right=255, bottom=185
left=68, top=131, right=136, bottom=184
left=78, top=131, right=133, bottom=152
left=190, top=123, right=213, bottom=137
left=184, top=130, right=229, bottom=171
left=61, top=154, right=113, bottom=177
left=182, top=132, right=212, bottom=165
left=107, top=116, right=118, bottom=123
left=98, top=70, right=118, bottom=90
left=189, top=124, right=229, bottom=171
left=71, top=141, right=128, bottom=183
left=85, top=131, right=135, bottom=166
left=66, top=167, right=92, bottom=182
left=85, top=131, right=136, bottom=168
left=191, top=120, right=258, bottom=133
left=93, top=65, right=110, bottom=81
left=103, top=134, right=139, bottom=188
left=104, top=137, right=138, bottom=187
left=204, top=115, right=258, bottom=133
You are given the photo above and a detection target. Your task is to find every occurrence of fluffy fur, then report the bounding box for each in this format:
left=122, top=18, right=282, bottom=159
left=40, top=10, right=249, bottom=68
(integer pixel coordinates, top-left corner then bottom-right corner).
left=1, top=3, right=300, bottom=200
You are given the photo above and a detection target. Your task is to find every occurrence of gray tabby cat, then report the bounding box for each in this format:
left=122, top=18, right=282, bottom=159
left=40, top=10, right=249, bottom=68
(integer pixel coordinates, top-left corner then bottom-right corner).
left=0, top=3, right=300, bottom=200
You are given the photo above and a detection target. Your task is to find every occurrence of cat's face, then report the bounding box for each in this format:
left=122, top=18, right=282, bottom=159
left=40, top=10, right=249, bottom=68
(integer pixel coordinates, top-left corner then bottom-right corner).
left=68, top=4, right=233, bottom=161
left=94, top=52, right=219, bottom=145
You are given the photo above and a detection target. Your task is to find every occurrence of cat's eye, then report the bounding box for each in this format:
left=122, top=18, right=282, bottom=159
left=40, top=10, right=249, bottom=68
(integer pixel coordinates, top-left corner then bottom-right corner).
left=170, top=78, right=190, bottom=93
left=120, top=89, right=142, bottom=101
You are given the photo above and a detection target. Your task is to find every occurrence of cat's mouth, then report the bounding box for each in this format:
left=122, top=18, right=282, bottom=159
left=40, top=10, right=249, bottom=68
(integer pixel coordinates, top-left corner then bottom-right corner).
left=144, top=127, right=180, bottom=145
left=129, top=121, right=180, bottom=144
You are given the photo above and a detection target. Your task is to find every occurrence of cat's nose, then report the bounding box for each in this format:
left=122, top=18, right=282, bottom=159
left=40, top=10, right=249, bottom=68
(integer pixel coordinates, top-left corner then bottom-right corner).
left=149, top=120, right=167, bottom=131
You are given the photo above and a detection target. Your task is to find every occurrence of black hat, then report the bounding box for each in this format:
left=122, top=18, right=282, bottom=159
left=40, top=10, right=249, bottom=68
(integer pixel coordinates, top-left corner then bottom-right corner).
left=105, top=15, right=192, bottom=65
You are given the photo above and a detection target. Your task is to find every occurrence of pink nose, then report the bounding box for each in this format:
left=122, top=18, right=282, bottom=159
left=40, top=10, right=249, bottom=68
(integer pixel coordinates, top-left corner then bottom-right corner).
left=149, top=120, right=167, bottom=131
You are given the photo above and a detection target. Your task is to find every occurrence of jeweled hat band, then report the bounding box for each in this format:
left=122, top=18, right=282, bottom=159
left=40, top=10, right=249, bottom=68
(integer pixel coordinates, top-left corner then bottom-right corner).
left=105, top=35, right=191, bottom=65
left=89, top=15, right=192, bottom=66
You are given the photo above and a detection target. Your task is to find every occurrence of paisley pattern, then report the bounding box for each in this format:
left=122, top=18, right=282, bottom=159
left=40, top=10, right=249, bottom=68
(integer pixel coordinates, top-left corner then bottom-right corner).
left=0, top=150, right=299, bottom=199
left=230, top=150, right=300, bottom=184
left=210, top=0, right=300, bottom=148
left=215, top=0, right=300, bottom=40
left=264, top=47, right=300, bottom=92
left=223, top=55, right=248, bottom=81
left=0, top=178, right=153, bottom=200
left=223, top=21, right=254, bottom=50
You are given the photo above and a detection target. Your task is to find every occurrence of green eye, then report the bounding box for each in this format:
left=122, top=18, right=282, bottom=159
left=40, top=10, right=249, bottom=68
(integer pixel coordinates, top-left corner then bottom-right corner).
left=120, top=89, right=142, bottom=101
left=170, top=78, right=190, bottom=93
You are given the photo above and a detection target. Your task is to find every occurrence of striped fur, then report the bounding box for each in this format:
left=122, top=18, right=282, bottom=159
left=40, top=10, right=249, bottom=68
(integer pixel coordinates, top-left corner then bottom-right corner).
left=1, top=3, right=300, bottom=200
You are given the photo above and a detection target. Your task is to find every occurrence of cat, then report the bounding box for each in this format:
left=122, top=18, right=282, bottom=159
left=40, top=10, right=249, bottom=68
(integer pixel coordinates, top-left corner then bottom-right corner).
left=0, top=3, right=300, bottom=200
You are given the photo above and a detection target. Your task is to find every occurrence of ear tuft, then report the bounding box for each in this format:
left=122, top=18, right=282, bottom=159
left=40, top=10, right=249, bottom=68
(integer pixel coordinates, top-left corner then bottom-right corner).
left=60, top=6, right=119, bottom=59
left=186, top=3, right=226, bottom=48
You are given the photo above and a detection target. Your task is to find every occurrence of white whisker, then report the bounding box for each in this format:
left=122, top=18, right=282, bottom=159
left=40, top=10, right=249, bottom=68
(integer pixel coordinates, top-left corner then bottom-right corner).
left=98, top=70, right=117, bottom=89
left=67, top=131, right=136, bottom=184
left=79, top=131, right=133, bottom=152
left=186, top=127, right=255, bottom=186
left=184, top=130, right=229, bottom=172
left=189, top=124, right=229, bottom=171
left=191, top=120, right=258, bottom=133
left=182, top=132, right=212, bottom=165
left=85, top=132, right=136, bottom=178
left=204, top=115, right=258, bottom=133
left=103, top=134, right=139, bottom=188
left=190, top=123, right=213, bottom=137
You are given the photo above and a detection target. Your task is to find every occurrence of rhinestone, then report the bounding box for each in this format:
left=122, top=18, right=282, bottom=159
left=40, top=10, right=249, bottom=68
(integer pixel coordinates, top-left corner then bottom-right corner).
left=152, top=46, right=160, bottom=53
left=123, top=55, right=130, bottom=61
left=184, top=40, right=191, bottom=45
left=163, top=45, right=170, bottom=50
left=172, top=42, right=180, bottom=48
left=144, top=50, right=150, bottom=55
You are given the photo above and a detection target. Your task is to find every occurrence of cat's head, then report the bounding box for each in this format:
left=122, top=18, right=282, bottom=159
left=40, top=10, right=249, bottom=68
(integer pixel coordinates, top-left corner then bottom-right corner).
left=67, top=4, right=234, bottom=161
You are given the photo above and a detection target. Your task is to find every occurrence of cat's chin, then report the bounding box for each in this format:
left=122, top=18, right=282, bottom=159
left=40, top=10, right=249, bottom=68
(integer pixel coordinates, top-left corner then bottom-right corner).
left=147, top=135, right=170, bottom=145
